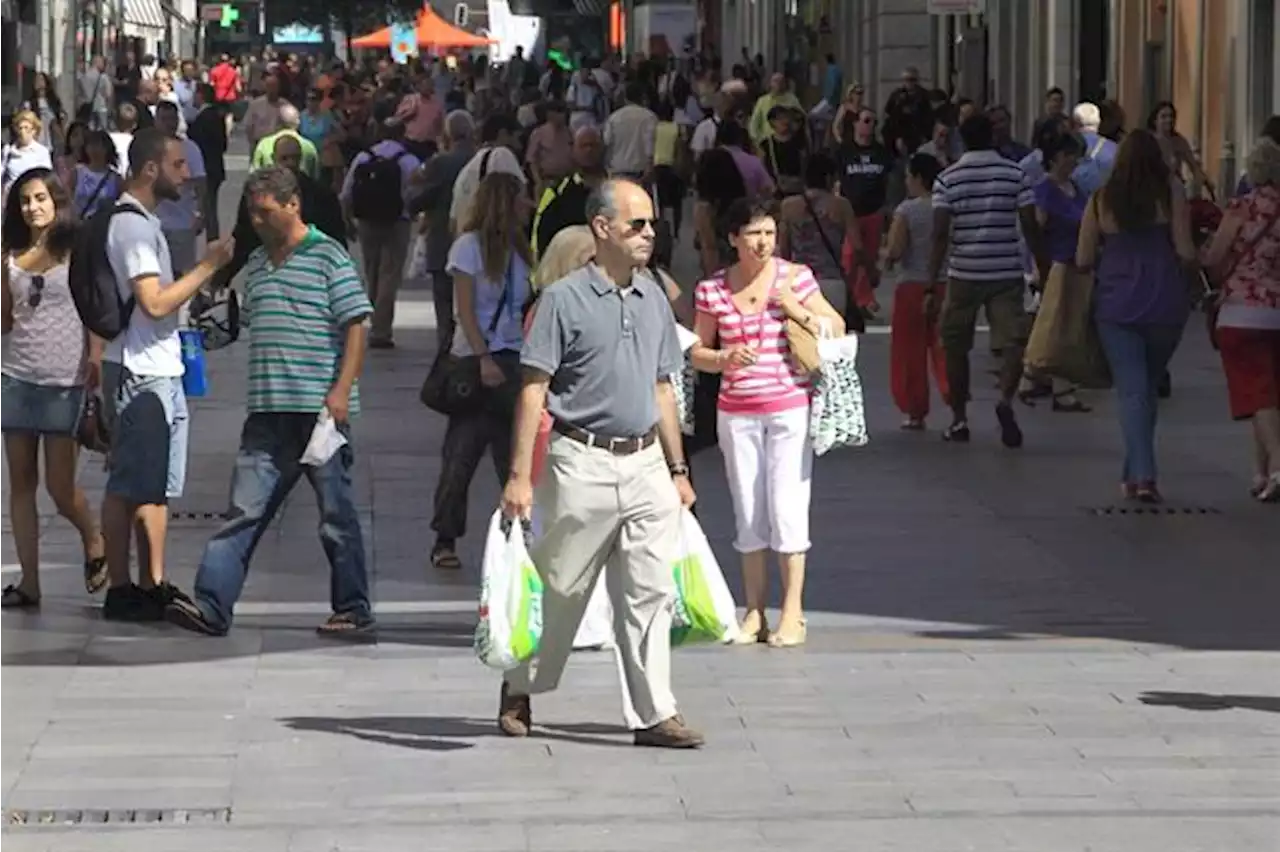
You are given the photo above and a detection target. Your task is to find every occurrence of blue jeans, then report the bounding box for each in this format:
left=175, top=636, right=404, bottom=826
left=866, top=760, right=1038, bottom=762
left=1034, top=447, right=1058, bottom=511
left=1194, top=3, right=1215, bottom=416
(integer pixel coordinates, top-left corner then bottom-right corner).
left=1096, top=321, right=1184, bottom=484
left=192, top=413, right=370, bottom=632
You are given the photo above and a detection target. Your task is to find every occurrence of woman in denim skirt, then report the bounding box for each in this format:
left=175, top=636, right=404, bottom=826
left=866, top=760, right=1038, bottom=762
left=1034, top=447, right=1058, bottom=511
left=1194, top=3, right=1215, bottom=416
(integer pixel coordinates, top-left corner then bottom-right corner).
left=1, top=168, right=106, bottom=608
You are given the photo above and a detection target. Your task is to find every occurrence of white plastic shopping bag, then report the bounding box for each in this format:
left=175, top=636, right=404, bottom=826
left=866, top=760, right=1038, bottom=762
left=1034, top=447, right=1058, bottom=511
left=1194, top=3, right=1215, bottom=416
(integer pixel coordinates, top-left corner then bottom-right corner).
left=475, top=511, right=545, bottom=670
left=403, top=233, right=430, bottom=283
left=670, top=325, right=698, bottom=436
left=299, top=409, right=348, bottom=466
left=670, top=510, right=737, bottom=645
left=810, top=332, right=869, bottom=456
left=572, top=578, right=615, bottom=650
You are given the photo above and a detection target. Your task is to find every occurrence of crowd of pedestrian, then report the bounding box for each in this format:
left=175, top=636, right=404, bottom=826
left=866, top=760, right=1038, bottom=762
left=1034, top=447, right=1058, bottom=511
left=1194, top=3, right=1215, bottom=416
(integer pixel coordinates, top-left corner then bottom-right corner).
left=2, top=44, right=1278, bottom=753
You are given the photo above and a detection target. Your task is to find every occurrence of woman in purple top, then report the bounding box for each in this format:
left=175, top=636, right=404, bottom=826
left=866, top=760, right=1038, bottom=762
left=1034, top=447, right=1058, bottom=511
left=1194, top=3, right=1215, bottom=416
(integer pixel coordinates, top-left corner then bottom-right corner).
left=715, top=119, right=775, bottom=199
left=1026, top=132, right=1090, bottom=412
left=1076, top=130, right=1198, bottom=503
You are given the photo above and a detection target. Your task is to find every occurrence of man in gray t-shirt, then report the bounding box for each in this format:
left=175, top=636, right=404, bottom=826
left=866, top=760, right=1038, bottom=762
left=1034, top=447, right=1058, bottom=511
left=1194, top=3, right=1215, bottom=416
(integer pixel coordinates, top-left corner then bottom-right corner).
left=497, top=179, right=703, bottom=749
left=79, top=56, right=114, bottom=130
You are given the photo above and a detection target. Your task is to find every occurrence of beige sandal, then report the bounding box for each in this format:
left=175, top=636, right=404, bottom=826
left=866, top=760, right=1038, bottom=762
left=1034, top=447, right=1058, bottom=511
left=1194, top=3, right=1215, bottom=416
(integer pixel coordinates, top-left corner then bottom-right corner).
left=731, top=611, right=769, bottom=645
left=767, top=618, right=807, bottom=648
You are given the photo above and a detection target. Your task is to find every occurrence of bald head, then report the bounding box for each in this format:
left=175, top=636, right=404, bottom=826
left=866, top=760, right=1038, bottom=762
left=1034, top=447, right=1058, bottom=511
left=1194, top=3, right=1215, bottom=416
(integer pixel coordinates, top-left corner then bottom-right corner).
left=278, top=103, right=301, bottom=129
left=273, top=134, right=303, bottom=172
left=572, top=126, right=604, bottom=173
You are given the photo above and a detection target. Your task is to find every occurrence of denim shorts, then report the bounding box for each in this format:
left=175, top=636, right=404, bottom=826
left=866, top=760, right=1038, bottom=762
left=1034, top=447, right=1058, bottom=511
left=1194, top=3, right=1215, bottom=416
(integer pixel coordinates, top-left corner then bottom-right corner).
left=101, top=363, right=189, bottom=504
left=0, top=374, right=85, bottom=436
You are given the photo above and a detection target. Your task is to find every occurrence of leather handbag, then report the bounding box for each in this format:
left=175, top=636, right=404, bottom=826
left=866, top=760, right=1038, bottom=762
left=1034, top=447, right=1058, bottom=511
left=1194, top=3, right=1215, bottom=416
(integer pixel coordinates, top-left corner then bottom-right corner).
left=780, top=255, right=847, bottom=375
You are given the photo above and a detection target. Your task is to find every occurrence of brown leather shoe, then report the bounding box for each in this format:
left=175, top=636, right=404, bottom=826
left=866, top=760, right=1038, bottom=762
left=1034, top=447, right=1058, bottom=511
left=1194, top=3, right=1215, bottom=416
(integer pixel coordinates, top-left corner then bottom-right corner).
left=634, top=715, right=704, bottom=749
left=497, top=681, right=532, bottom=737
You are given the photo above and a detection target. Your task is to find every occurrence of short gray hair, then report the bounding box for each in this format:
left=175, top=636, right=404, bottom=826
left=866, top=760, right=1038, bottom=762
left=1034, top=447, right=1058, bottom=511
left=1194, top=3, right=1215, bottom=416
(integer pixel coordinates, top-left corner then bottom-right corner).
left=584, top=179, right=624, bottom=223
left=1245, top=138, right=1280, bottom=188
left=278, top=103, right=301, bottom=128
left=243, top=167, right=299, bottom=205
left=444, top=110, right=474, bottom=142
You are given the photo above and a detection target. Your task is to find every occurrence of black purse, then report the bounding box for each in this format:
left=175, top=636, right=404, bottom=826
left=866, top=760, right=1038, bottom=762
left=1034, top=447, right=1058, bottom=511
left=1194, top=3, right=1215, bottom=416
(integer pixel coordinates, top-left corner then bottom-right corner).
left=419, top=265, right=514, bottom=417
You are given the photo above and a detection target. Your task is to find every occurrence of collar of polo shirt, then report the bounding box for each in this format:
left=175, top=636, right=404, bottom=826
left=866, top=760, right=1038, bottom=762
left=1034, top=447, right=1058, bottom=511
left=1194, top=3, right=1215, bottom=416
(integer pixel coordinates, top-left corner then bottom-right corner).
left=588, top=263, right=649, bottom=297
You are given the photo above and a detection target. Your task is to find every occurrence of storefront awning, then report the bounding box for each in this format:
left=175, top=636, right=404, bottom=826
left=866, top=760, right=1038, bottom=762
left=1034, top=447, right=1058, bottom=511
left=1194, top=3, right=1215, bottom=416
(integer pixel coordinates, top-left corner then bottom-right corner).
left=122, top=0, right=166, bottom=34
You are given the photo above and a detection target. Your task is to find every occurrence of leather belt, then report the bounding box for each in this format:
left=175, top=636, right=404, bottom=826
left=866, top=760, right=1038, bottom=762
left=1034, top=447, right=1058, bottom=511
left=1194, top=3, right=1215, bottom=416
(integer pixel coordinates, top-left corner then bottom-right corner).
left=553, top=421, right=658, bottom=455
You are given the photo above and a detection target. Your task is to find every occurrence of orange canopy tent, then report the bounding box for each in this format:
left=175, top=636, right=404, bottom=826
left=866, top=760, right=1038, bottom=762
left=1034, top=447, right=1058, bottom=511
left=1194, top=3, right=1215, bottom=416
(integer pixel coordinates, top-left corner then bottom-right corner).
left=350, top=6, right=496, bottom=50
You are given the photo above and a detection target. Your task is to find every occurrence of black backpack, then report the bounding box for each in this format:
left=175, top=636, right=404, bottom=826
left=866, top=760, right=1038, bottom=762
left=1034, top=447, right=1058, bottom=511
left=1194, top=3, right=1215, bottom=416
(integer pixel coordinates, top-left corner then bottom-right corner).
left=350, top=147, right=407, bottom=223
left=68, top=201, right=146, bottom=340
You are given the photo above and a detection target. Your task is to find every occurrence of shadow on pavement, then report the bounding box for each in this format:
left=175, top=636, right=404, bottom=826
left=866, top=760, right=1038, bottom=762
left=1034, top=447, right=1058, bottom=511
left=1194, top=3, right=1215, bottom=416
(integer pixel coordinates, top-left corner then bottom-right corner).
left=1138, top=691, right=1280, bottom=713
left=280, top=714, right=634, bottom=750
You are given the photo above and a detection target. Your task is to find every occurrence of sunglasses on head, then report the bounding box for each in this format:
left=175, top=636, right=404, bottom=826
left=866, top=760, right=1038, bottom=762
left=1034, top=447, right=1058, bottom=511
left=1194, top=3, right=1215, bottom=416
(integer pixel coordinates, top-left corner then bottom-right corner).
left=28, top=274, right=45, bottom=308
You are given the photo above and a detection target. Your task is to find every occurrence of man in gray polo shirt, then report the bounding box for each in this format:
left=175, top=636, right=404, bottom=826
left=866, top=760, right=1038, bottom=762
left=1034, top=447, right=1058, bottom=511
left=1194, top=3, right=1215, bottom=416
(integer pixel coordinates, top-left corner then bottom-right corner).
left=499, top=179, right=702, bottom=749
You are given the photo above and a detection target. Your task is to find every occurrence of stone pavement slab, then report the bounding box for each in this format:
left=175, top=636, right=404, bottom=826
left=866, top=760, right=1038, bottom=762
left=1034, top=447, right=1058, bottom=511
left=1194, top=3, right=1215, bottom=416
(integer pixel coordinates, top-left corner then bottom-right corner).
left=3, top=144, right=1279, bottom=850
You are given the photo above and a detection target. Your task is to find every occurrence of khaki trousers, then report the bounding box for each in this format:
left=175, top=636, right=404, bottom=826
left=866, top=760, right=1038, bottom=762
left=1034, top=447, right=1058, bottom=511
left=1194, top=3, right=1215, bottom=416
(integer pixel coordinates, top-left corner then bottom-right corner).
left=505, top=434, right=682, bottom=730
left=357, top=219, right=411, bottom=343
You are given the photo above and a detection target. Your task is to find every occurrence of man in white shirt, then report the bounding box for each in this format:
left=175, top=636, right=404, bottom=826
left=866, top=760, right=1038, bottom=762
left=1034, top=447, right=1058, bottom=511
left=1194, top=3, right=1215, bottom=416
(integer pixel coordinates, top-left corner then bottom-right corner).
left=691, top=91, right=730, bottom=162
left=153, top=101, right=206, bottom=277
left=110, top=103, right=140, bottom=176
left=449, top=113, right=526, bottom=228
left=603, top=82, right=657, bottom=183
left=567, top=67, right=605, bottom=132
left=100, top=127, right=234, bottom=622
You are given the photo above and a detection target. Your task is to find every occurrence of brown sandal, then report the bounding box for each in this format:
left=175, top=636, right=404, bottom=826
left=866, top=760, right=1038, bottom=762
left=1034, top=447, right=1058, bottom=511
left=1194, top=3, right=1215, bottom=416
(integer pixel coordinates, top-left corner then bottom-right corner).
left=316, top=612, right=376, bottom=639
left=84, top=557, right=108, bottom=594
left=431, top=546, right=461, bottom=570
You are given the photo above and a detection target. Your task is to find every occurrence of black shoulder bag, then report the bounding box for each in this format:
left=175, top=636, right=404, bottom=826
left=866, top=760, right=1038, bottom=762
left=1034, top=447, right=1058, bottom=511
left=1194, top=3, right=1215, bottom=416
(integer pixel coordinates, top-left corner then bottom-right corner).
left=419, top=259, right=514, bottom=417
left=800, top=192, right=867, bottom=334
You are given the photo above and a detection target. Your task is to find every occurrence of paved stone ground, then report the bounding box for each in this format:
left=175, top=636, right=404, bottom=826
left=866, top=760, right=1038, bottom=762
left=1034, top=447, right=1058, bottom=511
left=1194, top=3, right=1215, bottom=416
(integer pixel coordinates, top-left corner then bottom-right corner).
left=2, top=145, right=1279, bottom=851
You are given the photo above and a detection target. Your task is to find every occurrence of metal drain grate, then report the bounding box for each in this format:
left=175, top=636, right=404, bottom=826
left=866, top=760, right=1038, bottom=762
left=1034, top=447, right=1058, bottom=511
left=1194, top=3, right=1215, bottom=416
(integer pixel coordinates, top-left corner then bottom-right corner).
left=169, top=510, right=232, bottom=522
left=1086, top=505, right=1222, bottom=517
left=5, top=808, right=231, bottom=827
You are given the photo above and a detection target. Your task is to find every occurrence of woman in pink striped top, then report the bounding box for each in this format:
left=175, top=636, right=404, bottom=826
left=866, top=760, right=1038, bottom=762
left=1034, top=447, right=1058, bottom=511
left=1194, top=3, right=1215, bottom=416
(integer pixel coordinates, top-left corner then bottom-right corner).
left=690, top=198, right=843, bottom=648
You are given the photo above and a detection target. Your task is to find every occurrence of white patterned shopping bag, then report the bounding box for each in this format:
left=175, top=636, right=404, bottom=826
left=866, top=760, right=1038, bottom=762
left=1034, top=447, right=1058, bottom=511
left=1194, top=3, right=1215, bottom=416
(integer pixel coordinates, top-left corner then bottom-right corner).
left=809, top=332, right=869, bottom=456
left=673, top=325, right=700, bottom=436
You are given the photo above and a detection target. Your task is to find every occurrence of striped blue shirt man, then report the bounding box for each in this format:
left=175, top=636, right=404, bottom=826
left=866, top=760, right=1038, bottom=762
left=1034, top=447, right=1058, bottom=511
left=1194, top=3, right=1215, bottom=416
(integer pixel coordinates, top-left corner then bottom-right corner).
left=932, top=149, right=1035, bottom=281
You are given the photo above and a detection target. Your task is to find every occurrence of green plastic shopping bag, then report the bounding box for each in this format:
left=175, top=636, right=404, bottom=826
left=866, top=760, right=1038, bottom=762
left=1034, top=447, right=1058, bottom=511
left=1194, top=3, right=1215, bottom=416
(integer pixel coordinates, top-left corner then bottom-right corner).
left=475, top=511, right=545, bottom=669
left=670, top=510, right=737, bottom=646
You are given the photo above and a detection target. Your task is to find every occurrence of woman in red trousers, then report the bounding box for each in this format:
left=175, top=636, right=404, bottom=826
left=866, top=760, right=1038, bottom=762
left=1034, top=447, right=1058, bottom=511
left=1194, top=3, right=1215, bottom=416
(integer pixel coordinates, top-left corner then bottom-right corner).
left=884, top=154, right=950, bottom=429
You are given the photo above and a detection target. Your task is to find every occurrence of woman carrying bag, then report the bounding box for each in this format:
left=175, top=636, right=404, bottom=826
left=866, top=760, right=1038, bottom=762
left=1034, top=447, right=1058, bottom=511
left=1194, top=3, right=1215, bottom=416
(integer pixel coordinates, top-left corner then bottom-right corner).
left=428, top=173, right=533, bottom=570
left=1021, top=131, right=1094, bottom=411
left=690, top=197, right=843, bottom=648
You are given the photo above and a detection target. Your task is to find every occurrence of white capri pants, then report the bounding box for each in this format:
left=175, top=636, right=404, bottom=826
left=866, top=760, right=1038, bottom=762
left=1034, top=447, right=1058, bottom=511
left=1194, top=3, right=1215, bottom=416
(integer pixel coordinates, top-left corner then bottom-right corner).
left=717, top=406, right=814, bottom=554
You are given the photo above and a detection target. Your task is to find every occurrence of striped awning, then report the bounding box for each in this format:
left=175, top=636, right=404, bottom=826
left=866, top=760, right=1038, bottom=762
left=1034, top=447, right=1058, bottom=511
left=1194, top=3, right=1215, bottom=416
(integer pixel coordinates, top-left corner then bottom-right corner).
left=122, top=0, right=166, bottom=33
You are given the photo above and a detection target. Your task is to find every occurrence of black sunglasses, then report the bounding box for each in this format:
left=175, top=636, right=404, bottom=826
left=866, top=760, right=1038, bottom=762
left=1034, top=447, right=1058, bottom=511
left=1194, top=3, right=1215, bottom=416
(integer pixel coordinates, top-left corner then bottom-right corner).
left=28, top=274, right=45, bottom=309
left=623, top=217, right=658, bottom=233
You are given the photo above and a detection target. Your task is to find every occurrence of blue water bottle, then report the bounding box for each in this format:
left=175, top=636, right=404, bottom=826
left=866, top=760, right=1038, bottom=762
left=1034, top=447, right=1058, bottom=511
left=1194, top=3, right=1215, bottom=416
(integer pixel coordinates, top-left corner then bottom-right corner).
left=179, top=329, right=208, bottom=398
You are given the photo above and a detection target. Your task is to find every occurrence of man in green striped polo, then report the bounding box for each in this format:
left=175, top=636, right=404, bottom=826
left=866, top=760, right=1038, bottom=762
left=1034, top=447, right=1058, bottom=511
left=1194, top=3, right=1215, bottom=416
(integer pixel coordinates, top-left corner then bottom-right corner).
left=166, top=167, right=376, bottom=639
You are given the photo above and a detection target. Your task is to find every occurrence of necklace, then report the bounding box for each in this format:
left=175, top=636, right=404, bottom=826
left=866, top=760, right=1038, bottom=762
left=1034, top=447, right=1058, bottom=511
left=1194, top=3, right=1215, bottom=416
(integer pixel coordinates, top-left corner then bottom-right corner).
left=729, top=259, right=774, bottom=310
